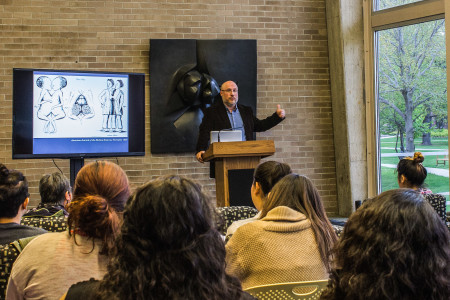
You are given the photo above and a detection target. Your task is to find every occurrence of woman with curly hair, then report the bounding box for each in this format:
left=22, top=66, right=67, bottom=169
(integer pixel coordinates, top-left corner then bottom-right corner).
left=63, top=175, right=253, bottom=300
left=397, top=152, right=446, bottom=221
left=320, top=189, right=450, bottom=300
left=6, top=161, right=130, bottom=300
left=226, top=173, right=337, bottom=289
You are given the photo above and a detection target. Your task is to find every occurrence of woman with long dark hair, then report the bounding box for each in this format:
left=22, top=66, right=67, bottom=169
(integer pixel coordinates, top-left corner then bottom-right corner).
left=6, top=161, right=130, bottom=300
left=320, top=189, right=450, bottom=300
left=64, top=175, right=253, bottom=300
left=226, top=173, right=337, bottom=289
left=226, top=160, right=292, bottom=239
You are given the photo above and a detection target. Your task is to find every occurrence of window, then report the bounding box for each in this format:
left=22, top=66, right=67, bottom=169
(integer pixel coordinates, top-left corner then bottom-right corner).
left=365, top=0, right=448, bottom=209
left=374, top=0, right=425, bottom=11
left=377, top=20, right=447, bottom=194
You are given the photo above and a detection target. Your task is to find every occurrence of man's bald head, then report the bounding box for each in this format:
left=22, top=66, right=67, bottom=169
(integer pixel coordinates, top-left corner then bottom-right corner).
left=220, top=81, right=239, bottom=111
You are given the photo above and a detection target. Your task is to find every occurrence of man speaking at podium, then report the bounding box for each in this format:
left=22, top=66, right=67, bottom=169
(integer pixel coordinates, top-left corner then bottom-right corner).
left=196, top=80, right=286, bottom=163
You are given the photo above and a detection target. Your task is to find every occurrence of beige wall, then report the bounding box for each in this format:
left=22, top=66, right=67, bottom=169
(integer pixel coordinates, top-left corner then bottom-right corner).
left=0, top=0, right=338, bottom=214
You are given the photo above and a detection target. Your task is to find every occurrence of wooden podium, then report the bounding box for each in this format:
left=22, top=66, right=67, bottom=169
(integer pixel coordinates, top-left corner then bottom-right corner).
left=203, top=140, right=275, bottom=206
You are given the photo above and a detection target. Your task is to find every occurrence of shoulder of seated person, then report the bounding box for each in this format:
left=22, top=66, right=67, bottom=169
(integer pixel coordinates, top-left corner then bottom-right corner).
left=226, top=218, right=250, bottom=236
left=227, top=220, right=262, bottom=241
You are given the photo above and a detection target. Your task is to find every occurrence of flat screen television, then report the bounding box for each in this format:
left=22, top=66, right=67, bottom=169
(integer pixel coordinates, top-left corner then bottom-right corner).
left=12, top=68, right=145, bottom=159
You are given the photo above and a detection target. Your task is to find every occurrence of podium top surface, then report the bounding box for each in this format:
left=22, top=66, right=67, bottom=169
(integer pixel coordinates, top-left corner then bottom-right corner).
left=203, top=140, right=275, bottom=162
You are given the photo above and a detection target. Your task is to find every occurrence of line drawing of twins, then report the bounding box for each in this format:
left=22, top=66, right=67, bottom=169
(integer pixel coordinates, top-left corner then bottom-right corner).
left=99, top=79, right=125, bottom=132
left=68, top=89, right=95, bottom=122
left=36, top=76, right=67, bottom=133
left=114, top=80, right=125, bottom=132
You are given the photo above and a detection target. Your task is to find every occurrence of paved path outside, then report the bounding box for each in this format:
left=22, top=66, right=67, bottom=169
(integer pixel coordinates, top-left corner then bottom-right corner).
left=380, top=135, right=450, bottom=198
left=381, top=151, right=448, bottom=157
left=382, top=164, right=450, bottom=197
left=381, top=147, right=445, bottom=151
left=381, top=163, right=449, bottom=177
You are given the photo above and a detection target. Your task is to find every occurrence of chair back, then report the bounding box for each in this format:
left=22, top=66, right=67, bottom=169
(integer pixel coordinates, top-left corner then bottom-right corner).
left=331, top=224, right=344, bottom=237
left=423, top=193, right=447, bottom=222
left=21, top=215, right=68, bottom=232
left=0, top=236, right=38, bottom=299
left=216, top=206, right=258, bottom=235
left=244, top=279, right=329, bottom=300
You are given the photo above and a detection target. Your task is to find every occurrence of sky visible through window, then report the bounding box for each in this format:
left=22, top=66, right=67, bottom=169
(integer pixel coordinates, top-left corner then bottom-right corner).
left=374, top=0, right=424, bottom=11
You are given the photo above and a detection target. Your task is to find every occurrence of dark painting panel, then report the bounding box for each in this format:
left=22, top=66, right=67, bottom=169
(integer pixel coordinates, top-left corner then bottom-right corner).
left=150, top=39, right=257, bottom=154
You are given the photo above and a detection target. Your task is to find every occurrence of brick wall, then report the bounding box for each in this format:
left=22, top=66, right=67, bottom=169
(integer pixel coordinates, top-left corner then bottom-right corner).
left=0, top=0, right=337, bottom=215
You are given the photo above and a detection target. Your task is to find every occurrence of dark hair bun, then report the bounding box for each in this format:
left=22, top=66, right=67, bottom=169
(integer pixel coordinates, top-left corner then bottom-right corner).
left=0, top=164, right=10, bottom=183
left=413, top=152, right=425, bottom=164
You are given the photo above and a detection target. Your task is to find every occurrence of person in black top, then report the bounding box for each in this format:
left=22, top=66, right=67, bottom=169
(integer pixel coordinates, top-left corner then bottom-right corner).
left=0, top=164, right=46, bottom=245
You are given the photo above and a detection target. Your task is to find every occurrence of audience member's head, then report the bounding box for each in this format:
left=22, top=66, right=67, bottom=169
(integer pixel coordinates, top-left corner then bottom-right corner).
left=251, top=160, right=291, bottom=210
left=261, top=174, right=337, bottom=271
left=39, top=172, right=71, bottom=206
left=0, top=164, right=29, bottom=220
left=397, top=152, right=427, bottom=189
left=320, top=189, right=450, bottom=300
left=68, top=161, right=130, bottom=254
left=96, top=175, right=249, bottom=300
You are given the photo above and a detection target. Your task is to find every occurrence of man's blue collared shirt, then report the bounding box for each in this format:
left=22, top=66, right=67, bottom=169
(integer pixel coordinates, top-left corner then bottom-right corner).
left=225, top=105, right=246, bottom=141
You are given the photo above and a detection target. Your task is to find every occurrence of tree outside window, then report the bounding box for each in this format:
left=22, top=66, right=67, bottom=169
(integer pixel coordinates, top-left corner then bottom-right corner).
left=377, top=19, right=448, bottom=198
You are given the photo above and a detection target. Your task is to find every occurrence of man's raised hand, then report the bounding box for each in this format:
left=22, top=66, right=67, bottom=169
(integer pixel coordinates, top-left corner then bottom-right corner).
left=276, top=104, right=285, bottom=119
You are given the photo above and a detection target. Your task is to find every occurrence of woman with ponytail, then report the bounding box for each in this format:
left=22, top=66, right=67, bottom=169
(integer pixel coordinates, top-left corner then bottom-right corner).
left=6, top=161, right=130, bottom=300
left=226, top=174, right=337, bottom=289
left=225, top=160, right=292, bottom=240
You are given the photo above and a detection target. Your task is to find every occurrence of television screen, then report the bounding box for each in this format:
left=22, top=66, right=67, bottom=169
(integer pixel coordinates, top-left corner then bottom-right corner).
left=12, top=68, right=145, bottom=159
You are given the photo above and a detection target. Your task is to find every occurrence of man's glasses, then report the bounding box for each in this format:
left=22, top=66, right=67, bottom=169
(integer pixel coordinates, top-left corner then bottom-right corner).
left=221, top=89, right=238, bottom=93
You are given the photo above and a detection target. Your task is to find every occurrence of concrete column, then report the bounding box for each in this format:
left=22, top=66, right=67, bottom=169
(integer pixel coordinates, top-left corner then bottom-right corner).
left=325, top=0, right=367, bottom=216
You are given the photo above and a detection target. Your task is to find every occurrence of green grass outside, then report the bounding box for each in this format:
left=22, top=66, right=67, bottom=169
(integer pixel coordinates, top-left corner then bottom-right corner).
left=380, top=136, right=449, bottom=210
left=381, top=169, right=449, bottom=193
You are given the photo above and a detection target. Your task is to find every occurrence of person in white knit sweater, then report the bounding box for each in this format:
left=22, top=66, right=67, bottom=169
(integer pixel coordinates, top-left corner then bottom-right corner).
left=226, top=173, right=337, bottom=289
left=225, top=160, right=292, bottom=240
